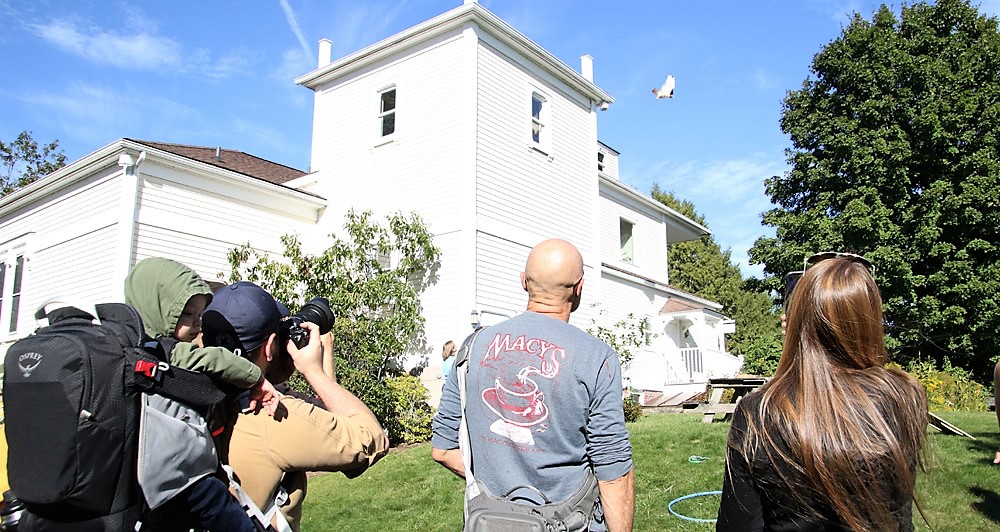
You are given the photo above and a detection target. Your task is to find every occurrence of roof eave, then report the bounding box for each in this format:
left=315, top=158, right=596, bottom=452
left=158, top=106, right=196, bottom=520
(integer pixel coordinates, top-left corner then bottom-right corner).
left=295, top=3, right=613, bottom=105
left=599, top=174, right=711, bottom=239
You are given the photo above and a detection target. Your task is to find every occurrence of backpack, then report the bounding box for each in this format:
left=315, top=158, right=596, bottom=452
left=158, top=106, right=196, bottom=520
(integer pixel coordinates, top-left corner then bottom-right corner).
left=2, top=302, right=224, bottom=531
left=456, top=328, right=601, bottom=532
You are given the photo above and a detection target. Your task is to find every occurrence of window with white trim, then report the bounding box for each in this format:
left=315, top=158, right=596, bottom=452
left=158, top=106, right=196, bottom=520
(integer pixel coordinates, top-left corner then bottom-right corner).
left=530, top=91, right=548, bottom=150
left=378, top=86, right=397, bottom=139
left=619, top=218, right=634, bottom=264
left=0, top=237, right=30, bottom=335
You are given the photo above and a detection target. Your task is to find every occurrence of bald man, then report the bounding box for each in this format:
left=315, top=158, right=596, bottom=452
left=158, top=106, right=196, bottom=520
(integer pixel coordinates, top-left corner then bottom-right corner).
left=432, top=239, right=635, bottom=532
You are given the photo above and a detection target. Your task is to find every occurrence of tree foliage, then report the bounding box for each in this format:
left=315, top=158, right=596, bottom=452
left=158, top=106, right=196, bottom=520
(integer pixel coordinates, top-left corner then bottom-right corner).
left=227, top=209, right=441, bottom=430
left=749, top=0, right=1000, bottom=381
left=651, top=186, right=781, bottom=371
left=1, top=130, right=66, bottom=196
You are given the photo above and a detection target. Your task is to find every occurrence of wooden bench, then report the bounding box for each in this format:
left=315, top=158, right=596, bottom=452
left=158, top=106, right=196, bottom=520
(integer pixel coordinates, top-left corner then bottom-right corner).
left=699, top=377, right=768, bottom=423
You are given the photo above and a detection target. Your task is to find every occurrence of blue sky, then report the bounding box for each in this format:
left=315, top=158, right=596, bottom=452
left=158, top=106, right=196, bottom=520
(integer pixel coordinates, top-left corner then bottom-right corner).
left=2, top=0, right=998, bottom=278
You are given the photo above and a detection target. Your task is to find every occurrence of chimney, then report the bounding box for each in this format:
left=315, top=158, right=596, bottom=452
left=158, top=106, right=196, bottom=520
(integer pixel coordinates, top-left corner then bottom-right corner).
left=318, top=38, right=333, bottom=68
left=214, top=147, right=222, bottom=161
left=580, top=55, right=593, bottom=82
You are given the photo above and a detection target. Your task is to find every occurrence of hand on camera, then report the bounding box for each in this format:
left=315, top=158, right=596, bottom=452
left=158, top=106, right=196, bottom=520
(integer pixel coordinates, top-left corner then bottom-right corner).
left=285, top=321, right=324, bottom=376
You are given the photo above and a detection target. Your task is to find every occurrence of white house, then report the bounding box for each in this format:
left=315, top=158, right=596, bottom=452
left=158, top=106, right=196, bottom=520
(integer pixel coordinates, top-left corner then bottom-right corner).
left=0, top=1, right=741, bottom=406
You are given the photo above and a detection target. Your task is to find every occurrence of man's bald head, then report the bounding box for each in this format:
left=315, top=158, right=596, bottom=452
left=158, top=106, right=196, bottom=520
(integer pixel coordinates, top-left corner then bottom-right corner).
left=522, top=239, right=584, bottom=307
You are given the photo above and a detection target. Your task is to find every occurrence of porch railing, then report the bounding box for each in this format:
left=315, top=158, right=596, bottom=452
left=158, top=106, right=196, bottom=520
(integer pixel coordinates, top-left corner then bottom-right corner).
left=680, top=347, right=703, bottom=379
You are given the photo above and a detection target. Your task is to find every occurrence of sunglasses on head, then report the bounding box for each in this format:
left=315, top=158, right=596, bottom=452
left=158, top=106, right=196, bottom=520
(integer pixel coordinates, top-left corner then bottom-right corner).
left=804, top=251, right=875, bottom=277
left=783, top=251, right=875, bottom=309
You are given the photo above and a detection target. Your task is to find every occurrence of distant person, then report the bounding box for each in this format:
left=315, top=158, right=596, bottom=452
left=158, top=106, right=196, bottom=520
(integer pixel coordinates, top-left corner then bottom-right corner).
left=441, top=340, right=457, bottom=381
left=432, top=238, right=635, bottom=532
left=202, top=282, right=389, bottom=531
left=717, top=255, right=928, bottom=531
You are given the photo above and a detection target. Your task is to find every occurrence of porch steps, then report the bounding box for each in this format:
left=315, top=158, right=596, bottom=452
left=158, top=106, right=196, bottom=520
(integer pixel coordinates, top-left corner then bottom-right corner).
left=641, top=389, right=704, bottom=407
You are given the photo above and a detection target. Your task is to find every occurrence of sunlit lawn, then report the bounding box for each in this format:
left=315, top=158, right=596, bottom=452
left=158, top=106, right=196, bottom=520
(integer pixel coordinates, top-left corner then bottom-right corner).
left=302, top=411, right=1000, bottom=531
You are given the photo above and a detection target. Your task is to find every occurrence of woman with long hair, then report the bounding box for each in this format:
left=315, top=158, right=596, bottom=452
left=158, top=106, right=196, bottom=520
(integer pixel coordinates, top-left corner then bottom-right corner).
left=717, top=255, right=928, bottom=531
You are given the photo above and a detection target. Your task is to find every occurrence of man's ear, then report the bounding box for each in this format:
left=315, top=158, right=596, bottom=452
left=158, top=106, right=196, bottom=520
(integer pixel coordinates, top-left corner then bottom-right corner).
left=262, top=332, right=279, bottom=363
left=521, top=272, right=528, bottom=292
left=575, top=277, right=585, bottom=297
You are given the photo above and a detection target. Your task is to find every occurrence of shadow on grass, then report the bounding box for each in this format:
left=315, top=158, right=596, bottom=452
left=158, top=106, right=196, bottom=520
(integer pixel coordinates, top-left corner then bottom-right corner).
left=969, top=486, right=1000, bottom=524
left=961, top=432, right=1000, bottom=465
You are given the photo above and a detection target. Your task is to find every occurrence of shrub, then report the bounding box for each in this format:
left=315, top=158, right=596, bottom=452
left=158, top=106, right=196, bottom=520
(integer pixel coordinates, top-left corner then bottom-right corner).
left=904, top=359, right=990, bottom=411
left=383, top=374, right=434, bottom=445
left=623, top=395, right=643, bottom=423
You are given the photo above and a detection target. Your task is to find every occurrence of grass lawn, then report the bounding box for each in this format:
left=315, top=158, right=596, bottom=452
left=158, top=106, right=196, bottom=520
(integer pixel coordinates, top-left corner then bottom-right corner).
left=301, top=411, right=1000, bottom=531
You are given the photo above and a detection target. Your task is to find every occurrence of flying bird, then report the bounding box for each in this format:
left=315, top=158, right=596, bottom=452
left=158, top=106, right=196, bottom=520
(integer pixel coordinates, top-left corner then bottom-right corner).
left=653, top=75, right=675, bottom=99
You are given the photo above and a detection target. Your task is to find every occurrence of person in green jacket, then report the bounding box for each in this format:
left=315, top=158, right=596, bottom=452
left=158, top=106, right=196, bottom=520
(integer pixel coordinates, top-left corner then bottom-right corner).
left=124, top=257, right=277, bottom=531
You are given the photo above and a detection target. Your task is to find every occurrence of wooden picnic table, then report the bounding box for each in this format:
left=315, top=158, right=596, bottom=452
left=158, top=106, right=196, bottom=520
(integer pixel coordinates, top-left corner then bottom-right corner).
left=699, top=377, right=768, bottom=423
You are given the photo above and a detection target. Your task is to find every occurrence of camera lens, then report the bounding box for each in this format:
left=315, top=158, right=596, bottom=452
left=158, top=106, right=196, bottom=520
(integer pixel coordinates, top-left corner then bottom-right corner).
left=279, top=297, right=335, bottom=350
left=297, top=297, right=334, bottom=334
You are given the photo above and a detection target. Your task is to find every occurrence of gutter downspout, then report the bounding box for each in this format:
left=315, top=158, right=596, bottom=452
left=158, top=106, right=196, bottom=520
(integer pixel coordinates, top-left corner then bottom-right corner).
left=112, top=150, right=145, bottom=299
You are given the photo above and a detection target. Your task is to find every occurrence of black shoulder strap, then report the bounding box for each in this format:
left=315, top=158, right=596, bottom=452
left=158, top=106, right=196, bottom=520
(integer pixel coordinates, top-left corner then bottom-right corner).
left=133, top=338, right=227, bottom=411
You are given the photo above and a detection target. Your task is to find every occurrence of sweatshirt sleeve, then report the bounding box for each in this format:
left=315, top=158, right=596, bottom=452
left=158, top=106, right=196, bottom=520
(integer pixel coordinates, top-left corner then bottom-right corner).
left=170, top=342, right=262, bottom=388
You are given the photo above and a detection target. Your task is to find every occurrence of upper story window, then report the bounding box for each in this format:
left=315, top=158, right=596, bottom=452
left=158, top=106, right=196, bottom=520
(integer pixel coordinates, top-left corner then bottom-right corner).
left=530, top=91, right=549, bottom=151
left=597, top=152, right=606, bottom=173
left=378, top=86, right=397, bottom=139
left=0, top=236, right=31, bottom=336
left=620, top=218, right=634, bottom=264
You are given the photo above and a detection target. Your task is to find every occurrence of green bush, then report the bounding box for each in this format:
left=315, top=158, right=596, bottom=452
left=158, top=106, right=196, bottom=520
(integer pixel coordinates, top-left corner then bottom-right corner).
left=904, top=359, right=990, bottom=411
left=738, top=331, right=783, bottom=376
left=384, top=374, right=434, bottom=445
left=623, top=395, right=643, bottom=423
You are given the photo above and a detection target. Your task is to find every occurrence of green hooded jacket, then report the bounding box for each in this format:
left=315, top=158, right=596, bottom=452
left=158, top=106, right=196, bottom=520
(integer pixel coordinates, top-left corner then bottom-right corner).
left=124, top=257, right=261, bottom=388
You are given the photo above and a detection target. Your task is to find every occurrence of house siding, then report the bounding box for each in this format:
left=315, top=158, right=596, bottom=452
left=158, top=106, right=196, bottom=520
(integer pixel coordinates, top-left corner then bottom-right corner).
left=132, top=171, right=314, bottom=285
left=0, top=169, right=123, bottom=338
left=307, top=30, right=468, bottom=230
left=599, top=187, right=670, bottom=283
left=474, top=40, right=597, bottom=257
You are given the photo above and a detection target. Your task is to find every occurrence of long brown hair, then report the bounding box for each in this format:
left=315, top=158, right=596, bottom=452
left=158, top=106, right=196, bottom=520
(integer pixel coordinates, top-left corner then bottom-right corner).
left=739, top=257, right=927, bottom=530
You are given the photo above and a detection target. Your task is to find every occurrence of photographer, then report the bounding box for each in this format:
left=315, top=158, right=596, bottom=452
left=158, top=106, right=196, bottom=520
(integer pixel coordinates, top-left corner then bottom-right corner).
left=202, top=282, right=388, bottom=531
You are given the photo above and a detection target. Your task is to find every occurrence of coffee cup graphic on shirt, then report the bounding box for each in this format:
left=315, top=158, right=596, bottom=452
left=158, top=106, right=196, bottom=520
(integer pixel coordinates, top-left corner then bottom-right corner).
left=482, top=375, right=549, bottom=427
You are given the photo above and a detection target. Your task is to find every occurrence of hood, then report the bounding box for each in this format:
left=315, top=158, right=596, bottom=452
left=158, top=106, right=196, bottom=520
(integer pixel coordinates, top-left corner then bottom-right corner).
left=124, top=257, right=212, bottom=339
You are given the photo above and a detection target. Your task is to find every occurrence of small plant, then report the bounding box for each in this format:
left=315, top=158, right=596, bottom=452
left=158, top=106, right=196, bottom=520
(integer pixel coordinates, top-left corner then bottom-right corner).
left=903, top=359, right=990, bottom=411
left=623, top=395, right=643, bottom=423
left=587, top=305, right=650, bottom=369
left=384, top=374, right=433, bottom=445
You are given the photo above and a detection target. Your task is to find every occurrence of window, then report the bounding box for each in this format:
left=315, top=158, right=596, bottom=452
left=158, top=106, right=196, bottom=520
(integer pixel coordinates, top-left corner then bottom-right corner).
left=378, top=86, right=396, bottom=138
left=1, top=236, right=31, bottom=336
left=620, top=219, right=634, bottom=263
left=8, top=255, right=23, bottom=333
left=597, top=151, right=605, bottom=172
left=0, top=263, right=5, bottom=328
left=531, top=92, right=548, bottom=149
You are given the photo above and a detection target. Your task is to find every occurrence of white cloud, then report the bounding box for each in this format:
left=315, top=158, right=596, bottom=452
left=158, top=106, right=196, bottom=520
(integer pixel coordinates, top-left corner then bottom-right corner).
left=31, top=18, right=183, bottom=70
left=752, top=67, right=779, bottom=90
left=18, top=82, right=206, bottom=148
left=29, top=14, right=253, bottom=81
left=626, top=153, right=786, bottom=279
left=279, top=0, right=315, bottom=66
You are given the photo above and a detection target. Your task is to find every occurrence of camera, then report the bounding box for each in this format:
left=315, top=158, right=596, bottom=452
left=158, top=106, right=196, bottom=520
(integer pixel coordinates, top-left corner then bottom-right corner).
left=278, top=297, right=335, bottom=349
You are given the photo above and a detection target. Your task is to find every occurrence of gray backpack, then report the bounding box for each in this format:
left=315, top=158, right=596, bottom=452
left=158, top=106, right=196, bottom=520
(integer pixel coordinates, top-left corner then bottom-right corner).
left=457, top=328, right=601, bottom=532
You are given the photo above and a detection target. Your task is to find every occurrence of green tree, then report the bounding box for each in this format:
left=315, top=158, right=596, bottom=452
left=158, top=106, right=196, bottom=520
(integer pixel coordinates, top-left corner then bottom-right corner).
left=749, top=0, right=1000, bottom=381
left=1, top=130, right=66, bottom=196
left=227, top=209, right=441, bottom=442
left=651, top=186, right=781, bottom=372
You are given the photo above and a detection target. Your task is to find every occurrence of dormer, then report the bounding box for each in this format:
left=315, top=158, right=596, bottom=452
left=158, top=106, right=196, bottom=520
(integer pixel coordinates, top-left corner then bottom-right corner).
left=598, top=141, right=620, bottom=180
